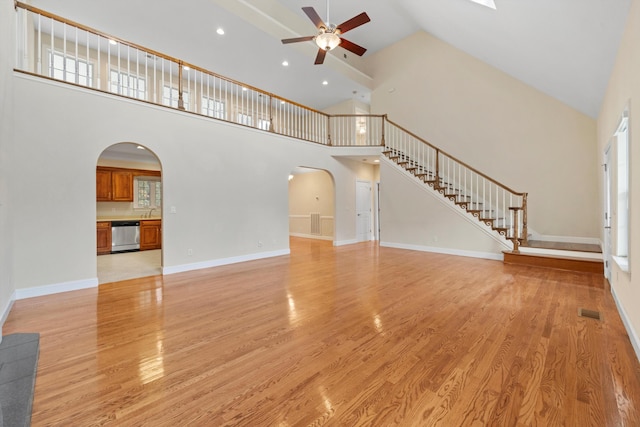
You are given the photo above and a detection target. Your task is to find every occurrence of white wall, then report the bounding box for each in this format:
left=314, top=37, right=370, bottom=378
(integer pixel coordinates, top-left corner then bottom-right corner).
left=380, top=160, right=509, bottom=259
left=366, top=31, right=599, bottom=240
left=11, top=74, right=367, bottom=290
left=597, top=0, right=640, bottom=357
left=0, top=0, right=16, bottom=331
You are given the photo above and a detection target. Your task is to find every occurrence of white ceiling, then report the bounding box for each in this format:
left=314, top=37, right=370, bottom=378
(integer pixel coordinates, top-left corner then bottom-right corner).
left=30, top=0, right=632, bottom=118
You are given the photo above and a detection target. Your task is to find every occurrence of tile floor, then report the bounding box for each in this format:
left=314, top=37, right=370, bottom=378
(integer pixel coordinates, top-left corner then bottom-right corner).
left=97, top=250, right=162, bottom=284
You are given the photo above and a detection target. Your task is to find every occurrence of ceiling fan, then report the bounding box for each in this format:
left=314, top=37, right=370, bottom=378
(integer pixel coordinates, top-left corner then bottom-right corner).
left=281, top=2, right=371, bottom=65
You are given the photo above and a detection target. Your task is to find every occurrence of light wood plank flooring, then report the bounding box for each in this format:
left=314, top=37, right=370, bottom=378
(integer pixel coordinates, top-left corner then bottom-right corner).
left=5, top=238, right=640, bottom=426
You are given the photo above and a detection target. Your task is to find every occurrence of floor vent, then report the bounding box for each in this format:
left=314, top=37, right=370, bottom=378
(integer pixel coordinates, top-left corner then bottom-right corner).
left=578, top=308, right=602, bottom=321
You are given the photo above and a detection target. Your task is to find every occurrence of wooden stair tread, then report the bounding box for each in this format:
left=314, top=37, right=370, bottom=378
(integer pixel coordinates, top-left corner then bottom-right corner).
left=503, top=251, right=603, bottom=274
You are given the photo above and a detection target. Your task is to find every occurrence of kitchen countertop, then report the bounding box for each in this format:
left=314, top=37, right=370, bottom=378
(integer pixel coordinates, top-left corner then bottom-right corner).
left=97, top=217, right=162, bottom=222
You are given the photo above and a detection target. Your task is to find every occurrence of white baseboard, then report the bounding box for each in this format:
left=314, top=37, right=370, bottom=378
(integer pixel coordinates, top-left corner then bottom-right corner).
left=0, top=291, right=16, bottom=336
left=163, top=249, right=290, bottom=275
left=610, top=285, right=640, bottom=363
left=380, top=241, right=504, bottom=261
left=334, top=239, right=359, bottom=247
left=14, top=278, right=99, bottom=300
left=289, top=233, right=333, bottom=241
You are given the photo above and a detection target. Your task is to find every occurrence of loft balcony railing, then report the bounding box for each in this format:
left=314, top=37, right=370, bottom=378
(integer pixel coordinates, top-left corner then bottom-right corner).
left=14, top=2, right=385, bottom=147
left=13, top=2, right=527, bottom=250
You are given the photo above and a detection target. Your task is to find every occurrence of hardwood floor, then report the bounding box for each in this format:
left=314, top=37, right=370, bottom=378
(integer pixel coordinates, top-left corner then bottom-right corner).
left=5, top=238, right=640, bottom=426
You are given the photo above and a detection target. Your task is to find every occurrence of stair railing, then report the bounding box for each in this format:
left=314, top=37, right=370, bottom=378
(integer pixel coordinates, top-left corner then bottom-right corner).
left=384, top=118, right=528, bottom=250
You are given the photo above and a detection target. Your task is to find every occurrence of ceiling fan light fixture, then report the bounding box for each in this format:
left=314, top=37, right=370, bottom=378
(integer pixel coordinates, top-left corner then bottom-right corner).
left=468, top=0, right=496, bottom=9
left=315, top=30, right=341, bottom=51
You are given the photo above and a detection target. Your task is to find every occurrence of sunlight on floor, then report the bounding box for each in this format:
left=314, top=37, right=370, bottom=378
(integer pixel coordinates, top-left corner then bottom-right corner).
left=97, top=250, right=162, bottom=284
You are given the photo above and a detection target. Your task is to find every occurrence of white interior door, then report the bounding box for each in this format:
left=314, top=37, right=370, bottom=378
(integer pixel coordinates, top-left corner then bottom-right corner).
left=356, top=180, right=372, bottom=242
left=603, top=144, right=613, bottom=282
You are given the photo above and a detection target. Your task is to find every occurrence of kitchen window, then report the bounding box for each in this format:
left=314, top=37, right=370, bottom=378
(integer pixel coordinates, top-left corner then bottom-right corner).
left=134, top=176, right=162, bottom=209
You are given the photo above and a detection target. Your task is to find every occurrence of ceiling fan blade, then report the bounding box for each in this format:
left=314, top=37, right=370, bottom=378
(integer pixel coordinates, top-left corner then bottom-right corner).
left=302, top=7, right=326, bottom=29
left=339, top=38, right=367, bottom=56
left=314, top=48, right=327, bottom=65
left=336, top=12, right=370, bottom=34
left=281, top=36, right=315, bottom=44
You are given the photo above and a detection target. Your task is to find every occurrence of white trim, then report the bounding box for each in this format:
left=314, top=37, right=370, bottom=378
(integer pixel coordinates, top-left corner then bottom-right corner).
left=289, top=233, right=333, bottom=241
left=526, top=230, right=601, bottom=246
left=334, top=239, right=358, bottom=247
left=14, top=278, right=99, bottom=300
left=610, top=285, right=640, bottom=363
left=163, top=249, right=290, bottom=275
left=0, top=292, right=16, bottom=334
left=382, top=157, right=512, bottom=251
left=380, top=241, right=504, bottom=261
left=518, top=246, right=603, bottom=260
left=612, top=255, right=630, bottom=272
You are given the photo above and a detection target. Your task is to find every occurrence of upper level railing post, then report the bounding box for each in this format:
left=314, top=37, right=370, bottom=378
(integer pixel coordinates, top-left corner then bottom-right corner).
left=381, top=115, right=386, bottom=146
left=268, top=94, right=275, bottom=132
left=327, top=117, right=332, bottom=146
left=177, top=60, right=185, bottom=111
left=435, top=149, right=440, bottom=189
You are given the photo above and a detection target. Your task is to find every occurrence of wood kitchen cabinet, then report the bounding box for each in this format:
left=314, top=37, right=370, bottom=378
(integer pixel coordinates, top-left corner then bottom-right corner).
left=140, top=220, right=162, bottom=250
left=96, top=167, right=133, bottom=201
left=96, top=221, right=112, bottom=255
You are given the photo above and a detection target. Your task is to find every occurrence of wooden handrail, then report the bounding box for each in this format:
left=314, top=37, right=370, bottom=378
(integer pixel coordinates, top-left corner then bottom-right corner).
left=384, top=117, right=526, bottom=197
left=14, top=1, right=329, bottom=119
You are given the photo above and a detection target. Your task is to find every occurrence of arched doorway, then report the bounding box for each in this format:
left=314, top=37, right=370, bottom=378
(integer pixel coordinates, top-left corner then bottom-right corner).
left=288, top=167, right=335, bottom=244
left=96, top=143, right=163, bottom=284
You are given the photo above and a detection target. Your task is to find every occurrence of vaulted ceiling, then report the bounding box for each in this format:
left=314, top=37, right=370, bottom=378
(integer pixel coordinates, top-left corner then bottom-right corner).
left=30, top=0, right=632, bottom=118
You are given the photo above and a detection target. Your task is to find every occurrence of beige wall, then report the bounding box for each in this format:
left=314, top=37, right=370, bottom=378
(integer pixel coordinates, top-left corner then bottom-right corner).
left=0, top=0, right=15, bottom=332
left=288, top=170, right=334, bottom=239
left=597, top=0, right=640, bottom=354
left=365, top=31, right=599, bottom=240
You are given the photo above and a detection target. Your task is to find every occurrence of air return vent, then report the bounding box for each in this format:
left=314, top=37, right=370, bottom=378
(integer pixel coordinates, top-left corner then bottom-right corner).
left=578, top=308, right=602, bottom=321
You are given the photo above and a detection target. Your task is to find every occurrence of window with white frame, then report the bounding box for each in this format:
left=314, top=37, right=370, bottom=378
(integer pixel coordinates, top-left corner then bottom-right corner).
left=162, top=86, right=189, bottom=109
left=110, top=70, right=146, bottom=99
left=201, top=96, right=225, bottom=119
left=238, top=112, right=252, bottom=126
left=134, top=176, right=162, bottom=209
left=615, top=112, right=629, bottom=260
left=48, top=51, right=93, bottom=86
left=258, top=118, right=271, bottom=131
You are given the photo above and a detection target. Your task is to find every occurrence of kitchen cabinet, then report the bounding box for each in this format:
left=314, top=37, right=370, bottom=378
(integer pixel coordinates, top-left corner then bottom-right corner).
left=97, top=221, right=112, bottom=255
left=96, top=167, right=133, bottom=201
left=140, top=220, right=162, bottom=250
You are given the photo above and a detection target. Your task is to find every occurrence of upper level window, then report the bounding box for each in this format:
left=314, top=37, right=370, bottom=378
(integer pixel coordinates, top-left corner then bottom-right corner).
left=202, top=96, right=225, bottom=119
left=110, top=70, right=146, bottom=100
left=48, top=51, right=93, bottom=86
left=134, top=176, right=161, bottom=209
left=162, top=86, right=190, bottom=109
left=616, top=112, right=629, bottom=259
left=238, top=113, right=252, bottom=126
left=258, top=118, right=271, bottom=131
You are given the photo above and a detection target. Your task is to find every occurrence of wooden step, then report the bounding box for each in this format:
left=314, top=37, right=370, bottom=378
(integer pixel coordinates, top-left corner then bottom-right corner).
left=503, top=251, right=604, bottom=274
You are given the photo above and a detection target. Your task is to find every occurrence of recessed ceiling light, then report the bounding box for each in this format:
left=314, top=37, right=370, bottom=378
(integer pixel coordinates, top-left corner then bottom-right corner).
left=183, top=65, right=190, bottom=71
left=282, top=60, right=289, bottom=67
left=468, top=0, right=496, bottom=9
left=322, top=80, right=328, bottom=86
left=280, top=100, right=285, bottom=104
left=242, top=87, right=248, bottom=91
left=374, top=159, right=380, bottom=163
left=109, top=39, right=117, bottom=45
left=136, top=145, right=145, bottom=150
left=216, top=28, right=225, bottom=35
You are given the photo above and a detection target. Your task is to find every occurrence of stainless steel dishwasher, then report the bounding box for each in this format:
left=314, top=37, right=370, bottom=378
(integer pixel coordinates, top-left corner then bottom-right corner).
left=111, top=220, right=140, bottom=253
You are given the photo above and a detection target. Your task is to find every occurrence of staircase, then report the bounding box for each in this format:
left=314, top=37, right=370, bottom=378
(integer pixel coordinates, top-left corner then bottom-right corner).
left=382, top=118, right=528, bottom=252
left=382, top=120, right=603, bottom=274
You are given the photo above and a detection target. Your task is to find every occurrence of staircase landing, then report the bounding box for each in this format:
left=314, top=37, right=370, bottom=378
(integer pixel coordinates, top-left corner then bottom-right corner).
left=504, top=240, right=603, bottom=274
